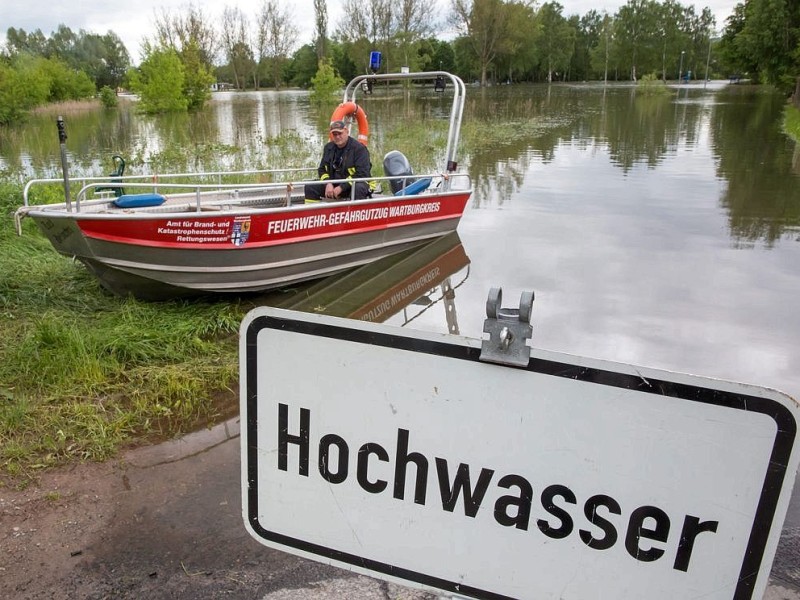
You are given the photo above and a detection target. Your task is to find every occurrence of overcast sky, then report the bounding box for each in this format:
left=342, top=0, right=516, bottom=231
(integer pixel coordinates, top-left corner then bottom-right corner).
left=1, top=0, right=738, bottom=64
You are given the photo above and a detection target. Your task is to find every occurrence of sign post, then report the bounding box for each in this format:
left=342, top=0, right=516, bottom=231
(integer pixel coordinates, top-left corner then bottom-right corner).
left=240, top=294, right=799, bottom=600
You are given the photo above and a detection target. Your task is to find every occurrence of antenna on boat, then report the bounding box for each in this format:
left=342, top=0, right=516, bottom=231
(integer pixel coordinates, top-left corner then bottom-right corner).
left=56, top=116, right=72, bottom=212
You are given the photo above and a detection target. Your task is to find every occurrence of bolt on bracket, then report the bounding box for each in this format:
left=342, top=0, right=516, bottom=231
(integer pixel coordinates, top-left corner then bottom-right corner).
left=479, top=287, right=534, bottom=367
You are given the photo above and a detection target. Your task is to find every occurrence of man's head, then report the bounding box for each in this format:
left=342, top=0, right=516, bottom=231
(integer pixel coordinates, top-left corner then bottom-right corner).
left=330, top=120, right=349, bottom=147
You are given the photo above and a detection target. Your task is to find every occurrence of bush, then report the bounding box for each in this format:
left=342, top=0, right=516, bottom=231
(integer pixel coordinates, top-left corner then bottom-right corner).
left=309, top=59, right=344, bottom=104
left=0, top=57, right=49, bottom=124
left=99, top=86, right=118, bottom=108
left=39, top=58, right=96, bottom=102
left=0, top=56, right=97, bottom=124
left=637, top=73, right=670, bottom=96
left=127, top=46, right=188, bottom=114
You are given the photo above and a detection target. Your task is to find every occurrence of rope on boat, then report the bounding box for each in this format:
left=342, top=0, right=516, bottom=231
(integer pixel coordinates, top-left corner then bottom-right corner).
left=13, top=207, right=30, bottom=236
left=402, top=265, right=471, bottom=327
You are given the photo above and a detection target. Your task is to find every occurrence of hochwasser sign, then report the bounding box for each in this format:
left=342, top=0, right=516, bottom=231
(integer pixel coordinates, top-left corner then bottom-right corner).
left=240, top=308, right=800, bottom=600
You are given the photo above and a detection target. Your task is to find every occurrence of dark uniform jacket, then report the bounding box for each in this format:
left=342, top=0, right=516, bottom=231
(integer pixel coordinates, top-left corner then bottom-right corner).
left=317, top=136, right=372, bottom=196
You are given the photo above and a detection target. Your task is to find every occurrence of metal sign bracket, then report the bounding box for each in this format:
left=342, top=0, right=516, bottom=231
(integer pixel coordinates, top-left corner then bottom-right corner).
left=479, top=287, right=534, bottom=367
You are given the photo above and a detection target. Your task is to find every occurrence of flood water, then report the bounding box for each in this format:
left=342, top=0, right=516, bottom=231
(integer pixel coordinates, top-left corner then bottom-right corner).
left=395, top=83, right=800, bottom=405
left=2, top=82, right=799, bottom=402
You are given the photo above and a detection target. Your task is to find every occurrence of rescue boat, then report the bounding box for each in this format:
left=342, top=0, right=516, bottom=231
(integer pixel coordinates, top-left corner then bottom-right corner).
left=15, top=71, right=471, bottom=300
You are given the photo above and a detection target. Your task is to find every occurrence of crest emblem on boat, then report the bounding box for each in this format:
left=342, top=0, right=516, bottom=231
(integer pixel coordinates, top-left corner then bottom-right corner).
left=231, top=216, right=251, bottom=246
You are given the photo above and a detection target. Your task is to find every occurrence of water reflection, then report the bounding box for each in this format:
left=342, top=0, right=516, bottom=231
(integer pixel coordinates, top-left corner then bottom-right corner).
left=257, top=232, right=470, bottom=333
left=710, top=87, right=800, bottom=246
left=453, top=83, right=800, bottom=407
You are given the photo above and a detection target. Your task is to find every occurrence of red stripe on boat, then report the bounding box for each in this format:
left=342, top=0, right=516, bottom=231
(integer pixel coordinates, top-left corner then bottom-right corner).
left=77, top=195, right=469, bottom=249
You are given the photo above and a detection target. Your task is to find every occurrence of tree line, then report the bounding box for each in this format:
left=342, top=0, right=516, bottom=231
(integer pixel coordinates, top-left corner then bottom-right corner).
left=1, top=0, right=797, bottom=122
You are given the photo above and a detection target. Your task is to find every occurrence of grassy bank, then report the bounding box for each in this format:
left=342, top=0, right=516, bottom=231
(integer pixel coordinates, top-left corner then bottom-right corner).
left=0, top=179, right=246, bottom=486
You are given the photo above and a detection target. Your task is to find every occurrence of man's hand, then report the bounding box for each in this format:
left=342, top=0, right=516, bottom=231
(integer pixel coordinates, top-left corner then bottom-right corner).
left=325, top=183, right=342, bottom=199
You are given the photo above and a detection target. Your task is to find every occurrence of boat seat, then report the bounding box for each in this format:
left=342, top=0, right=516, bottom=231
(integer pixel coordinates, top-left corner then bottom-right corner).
left=96, top=155, right=126, bottom=197
left=394, top=177, right=432, bottom=196
left=113, top=193, right=166, bottom=209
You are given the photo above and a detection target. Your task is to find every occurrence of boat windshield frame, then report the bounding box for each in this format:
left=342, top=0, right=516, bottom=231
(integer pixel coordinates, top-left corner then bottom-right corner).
left=343, top=71, right=466, bottom=176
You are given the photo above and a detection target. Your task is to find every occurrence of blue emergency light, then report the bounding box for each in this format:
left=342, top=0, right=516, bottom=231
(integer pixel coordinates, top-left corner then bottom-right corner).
left=370, top=51, right=382, bottom=73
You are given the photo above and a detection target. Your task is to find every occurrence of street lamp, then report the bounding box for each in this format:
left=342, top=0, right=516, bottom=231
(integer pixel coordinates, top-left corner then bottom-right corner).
left=678, top=50, right=685, bottom=83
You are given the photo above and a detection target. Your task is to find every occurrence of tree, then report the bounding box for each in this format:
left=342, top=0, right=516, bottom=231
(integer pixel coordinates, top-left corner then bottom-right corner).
left=736, top=0, right=799, bottom=93
left=220, top=6, right=250, bottom=89
left=571, top=10, right=602, bottom=81
left=38, top=56, right=95, bottom=101
left=330, top=42, right=358, bottom=82
left=394, top=0, right=437, bottom=70
left=4, top=26, right=130, bottom=90
left=654, top=0, right=687, bottom=81
left=717, top=3, right=755, bottom=77
left=152, top=4, right=217, bottom=66
left=336, top=0, right=393, bottom=73
left=286, top=44, right=319, bottom=87
left=450, top=0, right=514, bottom=86
left=314, top=0, right=329, bottom=61
left=613, top=0, right=662, bottom=81
left=684, top=6, right=715, bottom=80
left=149, top=5, right=216, bottom=108
left=127, top=45, right=188, bottom=113
left=256, top=0, right=299, bottom=89
left=47, top=24, right=77, bottom=59
left=589, top=12, right=615, bottom=82
left=535, top=3, right=576, bottom=82
left=181, top=42, right=214, bottom=110
left=0, top=56, right=49, bottom=124
left=495, top=1, right=539, bottom=82
left=417, top=38, right=457, bottom=73
left=5, top=27, right=48, bottom=56
left=71, top=31, right=130, bottom=89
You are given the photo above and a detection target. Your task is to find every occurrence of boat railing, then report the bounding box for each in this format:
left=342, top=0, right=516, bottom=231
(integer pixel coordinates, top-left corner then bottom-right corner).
left=21, top=166, right=316, bottom=208
left=343, top=71, right=466, bottom=176
left=19, top=171, right=471, bottom=218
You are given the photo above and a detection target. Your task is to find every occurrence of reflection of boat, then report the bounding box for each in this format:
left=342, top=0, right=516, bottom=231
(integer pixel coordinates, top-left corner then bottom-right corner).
left=269, top=231, right=469, bottom=331
left=15, top=72, right=471, bottom=300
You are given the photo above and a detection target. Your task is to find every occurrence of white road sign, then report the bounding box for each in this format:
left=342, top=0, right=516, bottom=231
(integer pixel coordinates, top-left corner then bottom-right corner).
left=240, top=307, right=800, bottom=600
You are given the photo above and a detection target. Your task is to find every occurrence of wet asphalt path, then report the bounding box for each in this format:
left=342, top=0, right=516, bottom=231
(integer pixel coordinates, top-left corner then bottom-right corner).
left=6, top=417, right=800, bottom=599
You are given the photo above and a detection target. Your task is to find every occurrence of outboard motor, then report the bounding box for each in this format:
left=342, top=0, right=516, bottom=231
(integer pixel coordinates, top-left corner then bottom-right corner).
left=383, top=150, right=416, bottom=194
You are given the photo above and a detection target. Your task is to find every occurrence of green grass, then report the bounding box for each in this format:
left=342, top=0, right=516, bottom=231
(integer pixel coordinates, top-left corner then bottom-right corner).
left=784, top=104, right=800, bottom=143
left=0, top=178, right=244, bottom=484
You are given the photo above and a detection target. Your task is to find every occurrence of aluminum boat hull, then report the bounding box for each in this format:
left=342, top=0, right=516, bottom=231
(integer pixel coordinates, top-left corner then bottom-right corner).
left=27, top=191, right=470, bottom=300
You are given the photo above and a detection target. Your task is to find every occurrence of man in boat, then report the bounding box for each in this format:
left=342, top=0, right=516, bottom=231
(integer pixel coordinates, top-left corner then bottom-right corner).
left=304, top=120, right=373, bottom=202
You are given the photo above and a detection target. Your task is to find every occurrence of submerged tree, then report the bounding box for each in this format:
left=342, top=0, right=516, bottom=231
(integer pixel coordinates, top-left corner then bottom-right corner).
left=127, top=45, right=188, bottom=113
left=181, top=41, right=214, bottom=110
left=148, top=5, right=216, bottom=109
left=309, top=58, right=344, bottom=103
